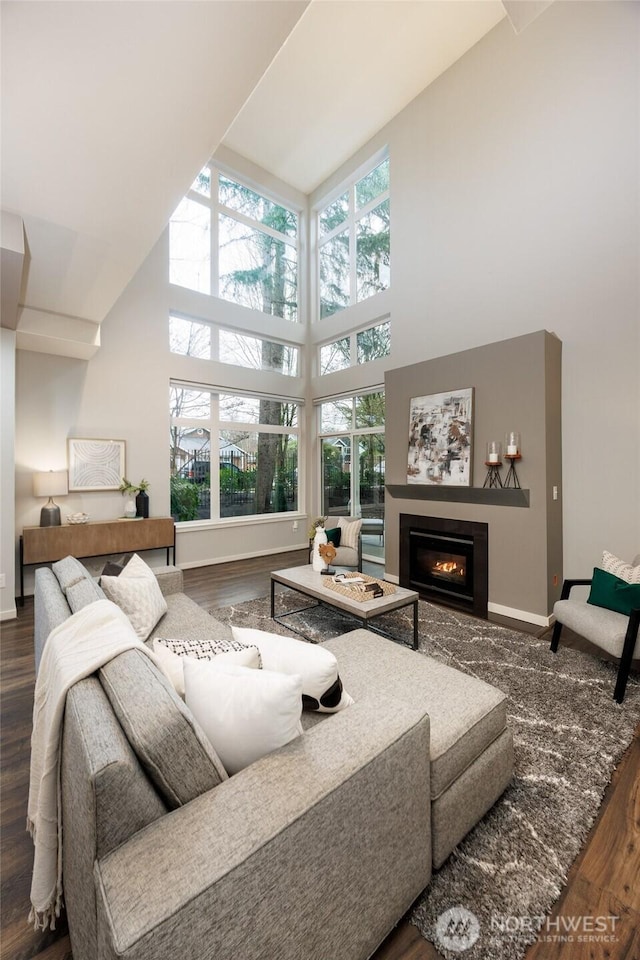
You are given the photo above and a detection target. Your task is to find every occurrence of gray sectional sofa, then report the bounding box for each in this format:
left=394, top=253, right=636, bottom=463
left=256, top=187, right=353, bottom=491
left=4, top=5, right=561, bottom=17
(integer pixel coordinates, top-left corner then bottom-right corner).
left=34, top=560, right=513, bottom=960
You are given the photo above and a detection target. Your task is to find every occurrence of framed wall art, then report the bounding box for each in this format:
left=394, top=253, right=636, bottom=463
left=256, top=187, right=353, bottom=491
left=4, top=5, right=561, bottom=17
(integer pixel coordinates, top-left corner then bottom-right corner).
left=68, top=438, right=126, bottom=491
left=407, top=388, right=473, bottom=486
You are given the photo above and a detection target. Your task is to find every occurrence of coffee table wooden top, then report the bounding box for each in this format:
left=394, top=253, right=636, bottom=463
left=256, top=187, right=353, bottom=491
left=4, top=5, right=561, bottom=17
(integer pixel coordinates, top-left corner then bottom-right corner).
left=271, top=565, right=418, bottom=621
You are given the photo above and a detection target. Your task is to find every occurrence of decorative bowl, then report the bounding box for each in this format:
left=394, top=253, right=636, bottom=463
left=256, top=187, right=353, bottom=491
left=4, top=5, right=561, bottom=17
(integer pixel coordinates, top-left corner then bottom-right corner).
left=67, top=513, right=90, bottom=524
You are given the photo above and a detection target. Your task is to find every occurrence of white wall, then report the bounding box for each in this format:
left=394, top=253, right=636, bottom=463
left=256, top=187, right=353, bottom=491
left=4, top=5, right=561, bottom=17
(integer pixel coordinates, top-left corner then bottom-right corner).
left=311, top=0, right=640, bottom=576
left=1, top=329, right=16, bottom=619
left=13, top=1, right=640, bottom=597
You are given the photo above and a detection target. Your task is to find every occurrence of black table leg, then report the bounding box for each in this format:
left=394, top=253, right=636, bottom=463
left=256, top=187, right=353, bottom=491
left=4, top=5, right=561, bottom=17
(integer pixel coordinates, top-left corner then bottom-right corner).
left=413, top=600, right=419, bottom=650
left=270, top=577, right=275, bottom=618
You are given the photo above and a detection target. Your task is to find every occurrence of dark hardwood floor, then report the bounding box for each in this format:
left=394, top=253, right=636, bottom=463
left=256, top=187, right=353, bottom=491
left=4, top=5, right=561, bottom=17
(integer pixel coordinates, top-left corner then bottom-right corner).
left=1, top=551, right=638, bottom=960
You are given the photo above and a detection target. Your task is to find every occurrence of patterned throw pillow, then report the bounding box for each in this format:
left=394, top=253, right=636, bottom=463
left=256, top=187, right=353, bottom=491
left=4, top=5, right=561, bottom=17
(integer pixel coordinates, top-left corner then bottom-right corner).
left=337, top=517, right=362, bottom=552
left=152, top=636, right=261, bottom=697
left=101, top=553, right=168, bottom=640
left=601, top=551, right=640, bottom=584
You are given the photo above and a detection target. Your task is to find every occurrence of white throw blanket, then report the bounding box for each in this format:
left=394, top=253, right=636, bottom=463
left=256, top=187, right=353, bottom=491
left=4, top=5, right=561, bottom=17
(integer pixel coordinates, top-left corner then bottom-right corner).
left=28, top=598, right=153, bottom=930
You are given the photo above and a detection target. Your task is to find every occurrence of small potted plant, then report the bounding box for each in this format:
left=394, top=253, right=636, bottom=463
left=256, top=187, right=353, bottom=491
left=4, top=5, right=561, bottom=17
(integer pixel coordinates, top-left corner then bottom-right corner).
left=118, top=478, right=138, bottom=518
left=119, top=478, right=150, bottom=519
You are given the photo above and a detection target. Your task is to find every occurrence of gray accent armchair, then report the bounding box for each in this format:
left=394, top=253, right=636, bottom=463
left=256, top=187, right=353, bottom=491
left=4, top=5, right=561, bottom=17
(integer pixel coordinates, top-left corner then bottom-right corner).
left=550, top=556, right=640, bottom=703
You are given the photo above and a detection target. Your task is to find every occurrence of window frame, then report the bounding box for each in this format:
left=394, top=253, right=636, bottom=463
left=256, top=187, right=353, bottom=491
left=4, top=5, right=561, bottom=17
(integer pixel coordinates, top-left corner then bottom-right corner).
left=169, top=313, right=301, bottom=377
left=170, top=381, right=303, bottom=527
left=316, top=388, right=385, bottom=522
left=318, top=316, right=390, bottom=376
left=314, top=149, right=390, bottom=322
left=170, top=164, right=303, bottom=324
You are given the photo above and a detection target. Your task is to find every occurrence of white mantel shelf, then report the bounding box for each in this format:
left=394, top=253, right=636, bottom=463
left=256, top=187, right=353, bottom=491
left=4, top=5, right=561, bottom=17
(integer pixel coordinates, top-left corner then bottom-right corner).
left=385, top=484, right=530, bottom=508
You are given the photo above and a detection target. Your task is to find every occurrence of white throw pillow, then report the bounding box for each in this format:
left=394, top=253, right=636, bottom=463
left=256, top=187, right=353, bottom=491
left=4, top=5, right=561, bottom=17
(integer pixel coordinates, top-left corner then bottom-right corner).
left=337, top=517, right=362, bottom=551
left=231, top=626, right=354, bottom=713
left=100, top=553, right=168, bottom=640
left=183, top=659, right=303, bottom=775
left=601, top=550, right=640, bottom=584
left=152, top=637, right=261, bottom=698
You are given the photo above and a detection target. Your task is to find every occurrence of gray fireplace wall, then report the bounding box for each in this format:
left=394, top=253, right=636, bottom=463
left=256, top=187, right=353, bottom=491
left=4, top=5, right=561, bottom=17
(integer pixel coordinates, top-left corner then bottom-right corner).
left=384, top=329, right=562, bottom=623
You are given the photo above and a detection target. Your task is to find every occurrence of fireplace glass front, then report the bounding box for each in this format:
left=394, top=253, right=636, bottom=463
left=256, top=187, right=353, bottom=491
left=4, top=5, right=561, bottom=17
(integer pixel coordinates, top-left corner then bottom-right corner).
left=409, top=532, right=474, bottom=603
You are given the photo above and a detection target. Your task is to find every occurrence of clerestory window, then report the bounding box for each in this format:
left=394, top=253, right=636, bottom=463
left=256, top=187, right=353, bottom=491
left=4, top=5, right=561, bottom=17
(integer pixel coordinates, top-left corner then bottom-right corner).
left=169, top=314, right=299, bottom=376
left=319, top=318, right=390, bottom=374
left=170, top=167, right=299, bottom=322
left=316, top=156, right=390, bottom=320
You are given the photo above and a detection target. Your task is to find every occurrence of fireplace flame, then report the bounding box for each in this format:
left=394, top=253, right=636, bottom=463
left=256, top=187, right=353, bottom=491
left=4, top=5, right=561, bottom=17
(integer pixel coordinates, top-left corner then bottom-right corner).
left=433, top=560, right=465, bottom=578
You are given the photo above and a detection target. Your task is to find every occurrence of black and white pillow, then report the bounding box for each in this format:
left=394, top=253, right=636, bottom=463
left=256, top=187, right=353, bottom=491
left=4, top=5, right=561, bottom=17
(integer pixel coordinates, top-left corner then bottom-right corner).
left=231, top=626, right=354, bottom=713
left=152, top=635, right=261, bottom=697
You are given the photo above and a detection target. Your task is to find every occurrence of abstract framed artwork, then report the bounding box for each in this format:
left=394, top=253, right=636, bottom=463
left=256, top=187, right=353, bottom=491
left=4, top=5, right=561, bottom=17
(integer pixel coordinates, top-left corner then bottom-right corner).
left=407, top=388, right=474, bottom=486
left=68, top=438, right=126, bottom=491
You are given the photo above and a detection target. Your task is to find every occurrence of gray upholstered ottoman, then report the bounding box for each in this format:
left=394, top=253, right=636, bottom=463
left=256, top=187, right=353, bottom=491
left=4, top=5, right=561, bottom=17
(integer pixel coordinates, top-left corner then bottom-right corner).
left=319, top=629, right=514, bottom=868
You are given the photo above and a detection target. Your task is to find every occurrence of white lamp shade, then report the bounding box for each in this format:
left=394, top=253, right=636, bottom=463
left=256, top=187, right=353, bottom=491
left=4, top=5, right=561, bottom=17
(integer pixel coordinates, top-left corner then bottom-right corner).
left=33, top=470, right=68, bottom=498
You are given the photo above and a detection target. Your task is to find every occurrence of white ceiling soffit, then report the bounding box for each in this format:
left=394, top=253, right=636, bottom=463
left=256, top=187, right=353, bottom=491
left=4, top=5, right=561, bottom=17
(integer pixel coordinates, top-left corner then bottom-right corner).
left=223, top=0, right=506, bottom=194
left=1, top=0, right=308, bottom=338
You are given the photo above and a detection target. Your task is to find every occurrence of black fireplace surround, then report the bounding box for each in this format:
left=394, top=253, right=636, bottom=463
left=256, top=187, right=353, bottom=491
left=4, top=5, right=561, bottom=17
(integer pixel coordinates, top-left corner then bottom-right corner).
left=399, top=514, right=488, bottom=618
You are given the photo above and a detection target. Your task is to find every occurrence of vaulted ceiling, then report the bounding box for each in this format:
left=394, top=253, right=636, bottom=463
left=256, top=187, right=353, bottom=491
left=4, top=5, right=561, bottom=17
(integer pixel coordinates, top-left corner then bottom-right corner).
left=2, top=0, right=532, bottom=357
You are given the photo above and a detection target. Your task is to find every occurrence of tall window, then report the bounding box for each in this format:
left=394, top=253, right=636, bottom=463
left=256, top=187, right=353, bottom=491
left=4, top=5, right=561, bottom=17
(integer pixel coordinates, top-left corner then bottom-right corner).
left=170, top=384, right=299, bottom=523
left=318, top=391, right=385, bottom=530
left=170, top=167, right=299, bottom=322
left=317, top=156, right=390, bottom=320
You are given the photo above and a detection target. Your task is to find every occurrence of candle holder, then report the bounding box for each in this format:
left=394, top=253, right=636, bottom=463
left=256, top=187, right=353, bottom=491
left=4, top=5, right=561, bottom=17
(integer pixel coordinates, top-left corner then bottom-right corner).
left=504, top=453, right=522, bottom=489
left=505, top=431, right=521, bottom=458
left=503, top=432, right=522, bottom=488
left=483, top=442, right=503, bottom=488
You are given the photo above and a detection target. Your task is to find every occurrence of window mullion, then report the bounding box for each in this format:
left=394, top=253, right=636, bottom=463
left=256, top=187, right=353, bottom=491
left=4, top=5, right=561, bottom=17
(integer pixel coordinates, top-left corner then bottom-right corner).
left=210, top=394, right=220, bottom=520
left=349, top=185, right=357, bottom=306
left=355, top=188, right=390, bottom=221
left=211, top=170, right=220, bottom=297
left=218, top=203, right=296, bottom=247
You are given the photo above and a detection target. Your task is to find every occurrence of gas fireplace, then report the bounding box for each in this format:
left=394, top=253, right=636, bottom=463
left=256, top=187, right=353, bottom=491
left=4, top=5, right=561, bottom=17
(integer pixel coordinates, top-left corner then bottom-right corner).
left=399, top=515, right=488, bottom=618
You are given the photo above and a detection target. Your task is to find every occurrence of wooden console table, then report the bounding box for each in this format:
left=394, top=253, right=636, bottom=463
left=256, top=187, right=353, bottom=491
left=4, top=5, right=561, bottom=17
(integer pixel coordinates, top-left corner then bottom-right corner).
left=19, top=517, right=176, bottom=605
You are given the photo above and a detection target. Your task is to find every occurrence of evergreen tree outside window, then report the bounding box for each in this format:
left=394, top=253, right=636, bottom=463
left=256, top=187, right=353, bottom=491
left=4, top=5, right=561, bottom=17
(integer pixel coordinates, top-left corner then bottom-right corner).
left=319, top=319, right=390, bottom=374
left=317, top=156, right=390, bottom=320
left=170, top=167, right=299, bottom=322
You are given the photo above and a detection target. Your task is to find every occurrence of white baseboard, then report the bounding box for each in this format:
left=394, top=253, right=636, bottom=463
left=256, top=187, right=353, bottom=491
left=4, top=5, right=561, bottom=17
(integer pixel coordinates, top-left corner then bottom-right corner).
left=179, top=543, right=307, bottom=570
left=1, top=603, right=17, bottom=621
left=378, top=578, right=550, bottom=628
left=487, top=602, right=551, bottom=628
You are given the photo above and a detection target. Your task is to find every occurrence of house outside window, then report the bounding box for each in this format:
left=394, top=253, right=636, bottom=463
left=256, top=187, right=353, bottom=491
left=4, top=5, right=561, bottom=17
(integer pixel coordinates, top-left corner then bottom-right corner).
left=318, top=391, right=385, bottom=538
left=170, top=167, right=300, bottom=323
left=170, top=384, right=300, bottom=523
left=316, top=156, right=390, bottom=320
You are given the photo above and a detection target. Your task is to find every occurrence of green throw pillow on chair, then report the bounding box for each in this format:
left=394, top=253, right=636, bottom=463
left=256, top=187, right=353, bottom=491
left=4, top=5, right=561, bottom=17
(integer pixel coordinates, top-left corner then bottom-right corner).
left=587, top=567, right=640, bottom=617
left=325, top=527, right=341, bottom=547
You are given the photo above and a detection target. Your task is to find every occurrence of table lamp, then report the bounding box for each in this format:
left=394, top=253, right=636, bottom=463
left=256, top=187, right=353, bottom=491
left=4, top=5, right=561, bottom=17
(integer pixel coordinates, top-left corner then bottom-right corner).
left=33, top=470, right=68, bottom=526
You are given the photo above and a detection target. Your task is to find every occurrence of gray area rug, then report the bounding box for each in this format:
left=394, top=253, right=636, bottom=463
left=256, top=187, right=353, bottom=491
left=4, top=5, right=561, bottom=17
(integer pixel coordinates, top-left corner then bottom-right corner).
left=210, top=593, right=640, bottom=960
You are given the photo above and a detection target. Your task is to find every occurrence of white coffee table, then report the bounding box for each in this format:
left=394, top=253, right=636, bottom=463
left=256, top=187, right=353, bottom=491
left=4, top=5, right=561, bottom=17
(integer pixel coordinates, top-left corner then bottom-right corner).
left=270, top=564, right=419, bottom=649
